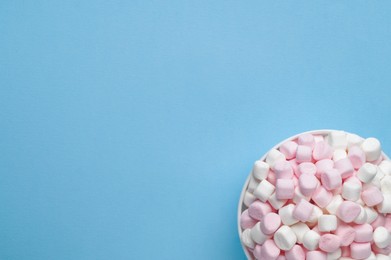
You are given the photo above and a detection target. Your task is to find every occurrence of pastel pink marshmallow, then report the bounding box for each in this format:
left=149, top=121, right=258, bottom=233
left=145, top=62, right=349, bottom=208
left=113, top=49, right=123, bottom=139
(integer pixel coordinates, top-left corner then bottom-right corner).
left=354, top=223, right=373, bottom=242
left=321, top=168, right=342, bottom=191
left=293, top=199, right=314, bottom=222
left=297, top=162, right=317, bottom=176
left=350, top=242, right=371, bottom=259
left=288, top=159, right=299, bottom=177
left=341, top=246, right=350, bottom=256
left=298, top=133, right=315, bottom=148
left=285, top=244, right=305, bottom=260
left=315, top=159, right=334, bottom=178
left=335, top=224, right=356, bottom=246
left=276, top=179, right=295, bottom=200
left=384, top=215, right=391, bottom=232
left=248, top=200, right=273, bottom=220
left=319, top=234, right=341, bottom=253
left=253, top=245, right=262, bottom=259
left=312, top=186, right=333, bottom=208
left=306, top=251, right=326, bottom=260
left=298, top=173, right=318, bottom=197
left=279, top=141, right=298, bottom=160
left=348, top=146, right=366, bottom=169
left=362, top=186, right=384, bottom=207
left=337, top=201, right=361, bottom=223
left=240, top=209, right=257, bottom=229
left=273, top=161, right=294, bottom=179
left=277, top=256, right=286, bottom=260
left=296, top=145, right=312, bottom=163
left=261, top=239, right=281, bottom=260
left=334, top=157, right=355, bottom=179
left=267, top=170, right=277, bottom=185
left=371, top=214, right=386, bottom=229
left=312, top=141, right=333, bottom=161
left=372, top=243, right=391, bottom=255
left=260, top=213, right=281, bottom=235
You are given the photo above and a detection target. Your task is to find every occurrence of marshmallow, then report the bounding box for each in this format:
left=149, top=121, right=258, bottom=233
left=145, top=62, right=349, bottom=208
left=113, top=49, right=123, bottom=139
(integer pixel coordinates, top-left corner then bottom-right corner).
left=298, top=173, right=318, bottom=196
left=261, top=239, right=281, bottom=260
left=307, top=205, right=323, bottom=224
left=296, top=145, right=312, bottom=163
left=354, top=205, right=368, bottom=224
left=290, top=222, right=310, bottom=244
left=361, top=137, right=381, bottom=162
left=350, top=242, right=372, bottom=259
left=306, top=251, right=327, bottom=260
left=328, top=130, right=348, bottom=150
left=240, top=209, right=257, bottom=229
left=364, top=206, right=379, bottom=223
left=325, top=195, right=343, bottom=215
left=380, top=175, right=391, bottom=194
left=266, top=149, right=286, bottom=167
left=342, top=178, right=362, bottom=201
left=318, top=215, right=337, bottom=232
left=347, top=133, right=364, bottom=148
left=321, top=169, right=342, bottom=191
left=250, top=222, right=269, bottom=244
left=375, top=254, right=390, bottom=260
left=362, top=186, right=384, bottom=207
left=371, top=214, right=385, bottom=229
left=268, top=192, right=288, bottom=210
left=243, top=191, right=256, bottom=207
left=279, top=204, right=299, bottom=226
left=313, top=141, right=333, bottom=161
left=276, top=179, right=295, bottom=199
left=241, top=228, right=255, bottom=249
left=298, top=133, right=315, bottom=148
left=279, top=141, right=298, bottom=160
left=374, top=227, right=391, bottom=249
left=297, top=162, right=317, bottom=176
left=312, top=186, right=333, bottom=208
left=354, top=223, right=373, bottom=242
left=303, top=230, right=321, bottom=250
left=293, top=199, right=314, bottom=222
left=319, top=234, right=341, bottom=253
left=379, top=160, right=391, bottom=176
left=247, top=176, right=260, bottom=193
left=357, top=163, right=377, bottom=183
left=334, top=157, right=354, bottom=179
left=327, top=248, right=341, bottom=260
left=254, top=180, right=275, bottom=202
left=253, top=160, right=270, bottom=180
left=315, top=159, right=334, bottom=178
left=248, top=200, right=272, bottom=220
left=348, top=146, right=366, bottom=169
left=333, top=149, right=347, bottom=161
left=337, top=201, right=361, bottom=223
left=335, top=223, right=356, bottom=247
left=378, top=194, right=391, bottom=214
left=274, top=225, right=297, bottom=251
left=253, top=245, right=262, bottom=259
left=260, top=213, right=281, bottom=235
left=292, top=186, right=311, bottom=204
left=274, top=160, right=294, bottom=179
left=285, top=244, right=305, bottom=260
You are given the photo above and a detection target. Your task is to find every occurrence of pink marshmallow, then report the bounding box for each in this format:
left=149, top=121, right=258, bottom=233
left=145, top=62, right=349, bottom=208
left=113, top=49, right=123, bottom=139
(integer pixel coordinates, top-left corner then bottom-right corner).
left=273, top=161, right=294, bottom=179
left=350, top=242, right=371, bottom=259
left=260, top=213, right=281, bottom=235
left=267, top=170, right=277, bottom=185
left=293, top=199, right=314, bottom=222
left=288, top=159, right=299, bottom=177
left=315, top=159, right=334, bottom=178
left=276, top=179, right=295, bottom=200
left=240, top=209, right=257, bottom=229
left=261, top=239, right=281, bottom=260
left=341, top=246, right=350, bottom=257
left=319, top=234, right=341, bottom=253
left=334, top=157, right=355, bottom=179
left=298, top=133, right=315, bottom=148
left=296, top=145, right=312, bottom=163
left=337, top=201, right=361, bottom=223
left=371, top=214, right=386, bottom=229
left=361, top=186, right=384, bottom=207
left=384, top=215, right=391, bottom=232
left=312, top=186, right=333, bottom=208
left=306, top=251, right=326, bottom=260
left=285, top=244, right=305, bottom=260
left=312, top=141, right=333, bottom=161
left=248, top=200, right=273, bottom=220
left=298, top=173, right=318, bottom=197
left=354, top=223, right=373, bottom=243
left=279, top=141, right=298, bottom=160
left=321, top=168, right=342, bottom=191
left=335, top=223, right=356, bottom=246
left=372, top=243, right=391, bottom=255
left=297, top=162, right=317, bottom=176
left=253, top=245, right=262, bottom=259
left=348, top=146, right=366, bottom=169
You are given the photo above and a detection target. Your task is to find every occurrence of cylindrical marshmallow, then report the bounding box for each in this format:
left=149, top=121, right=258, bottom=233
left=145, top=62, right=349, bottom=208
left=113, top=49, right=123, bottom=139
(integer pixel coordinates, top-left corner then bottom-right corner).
left=260, top=213, right=281, bottom=235
left=337, top=201, right=361, bottom=223
left=334, top=157, right=354, bottom=179
left=326, top=195, right=343, bottom=215
left=361, top=137, right=381, bottom=162
left=299, top=173, right=318, bottom=196
left=261, top=239, right=281, bottom=260
left=328, top=130, right=348, bottom=149
left=248, top=200, right=272, bottom=220
left=319, top=234, right=341, bottom=253
left=276, top=179, right=295, bottom=199
left=243, top=191, right=256, bottom=207
left=303, top=230, right=320, bottom=250
left=285, top=244, right=305, bottom=260
left=321, top=169, right=342, bottom=191
left=279, top=141, right=298, bottom=160
left=362, top=186, right=384, bottom=207
left=347, top=133, right=364, bottom=148
left=290, top=222, right=310, bottom=244
left=333, top=149, right=347, bottom=161
left=313, top=141, right=333, bottom=161
left=373, top=226, right=391, bottom=249
left=240, top=209, right=257, bottom=229
left=348, top=145, right=366, bottom=169
left=274, top=225, right=297, bottom=251
left=274, top=160, right=294, bottom=179
left=327, top=248, right=341, bottom=260
left=297, top=162, right=317, bottom=176
left=306, top=251, right=326, bottom=260
left=253, top=160, right=270, bottom=180
left=377, top=194, right=391, bottom=214
left=354, top=205, right=368, bottom=225
left=268, top=192, right=288, bottom=210
left=293, top=199, right=314, bottom=222
left=379, top=160, right=391, bottom=176
left=335, top=223, right=356, bottom=247
left=279, top=204, right=299, bottom=226
left=357, top=163, right=377, bottom=183
left=354, top=223, right=373, bottom=242
left=296, top=145, right=312, bottom=163
left=298, top=133, right=315, bottom=148
left=253, top=179, right=275, bottom=202
left=318, top=215, right=337, bottom=232
left=342, top=178, right=362, bottom=201
left=350, top=242, right=371, bottom=259
left=241, top=228, right=255, bottom=249
left=315, top=159, right=334, bottom=178
left=250, top=222, right=269, bottom=245
left=312, top=186, right=333, bottom=208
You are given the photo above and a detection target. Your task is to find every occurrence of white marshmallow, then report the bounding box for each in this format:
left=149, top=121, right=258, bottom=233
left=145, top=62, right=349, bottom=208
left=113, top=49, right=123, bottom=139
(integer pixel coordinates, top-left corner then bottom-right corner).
left=376, top=254, right=390, bottom=260
left=342, top=180, right=362, bottom=201
left=292, top=186, right=311, bottom=204
left=268, top=192, right=287, bottom=210
left=356, top=198, right=365, bottom=206
left=379, top=160, right=391, bottom=176
left=290, top=222, right=310, bottom=244
left=243, top=191, right=256, bottom=207
left=374, top=227, right=391, bottom=249
left=347, top=133, right=364, bottom=148
left=354, top=205, right=368, bottom=224
left=274, top=225, right=297, bottom=251
left=303, top=230, right=320, bottom=250
left=365, top=207, right=379, bottom=224
left=377, top=194, right=391, bottom=214
left=370, top=173, right=382, bottom=189
left=247, top=176, right=260, bottom=193
left=381, top=176, right=391, bottom=194
left=357, top=163, right=377, bottom=183
left=318, top=215, right=337, bottom=232
left=364, top=252, right=376, bottom=260
left=266, top=149, right=286, bottom=167
left=241, top=228, right=255, bottom=249
left=325, top=195, right=343, bottom=215
left=279, top=204, right=299, bottom=226
left=250, top=222, right=268, bottom=245
left=361, top=137, right=381, bottom=162
left=252, top=160, right=270, bottom=181
left=307, top=206, right=323, bottom=224
left=328, top=130, right=348, bottom=150
left=327, top=248, right=341, bottom=260
left=254, top=180, right=275, bottom=202
left=333, top=149, right=347, bottom=162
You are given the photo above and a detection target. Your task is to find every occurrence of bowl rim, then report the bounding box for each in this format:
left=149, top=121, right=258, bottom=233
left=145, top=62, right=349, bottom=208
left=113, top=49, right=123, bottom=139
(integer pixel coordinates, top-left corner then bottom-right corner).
left=237, top=129, right=390, bottom=259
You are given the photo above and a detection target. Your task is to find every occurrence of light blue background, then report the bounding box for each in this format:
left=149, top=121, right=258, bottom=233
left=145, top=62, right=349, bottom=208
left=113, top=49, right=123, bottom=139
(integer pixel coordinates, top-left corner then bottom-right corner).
left=1, top=1, right=391, bottom=259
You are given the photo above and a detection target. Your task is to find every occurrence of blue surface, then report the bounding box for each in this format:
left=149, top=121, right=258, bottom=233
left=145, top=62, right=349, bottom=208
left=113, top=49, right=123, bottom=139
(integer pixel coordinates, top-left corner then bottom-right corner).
left=1, top=1, right=391, bottom=259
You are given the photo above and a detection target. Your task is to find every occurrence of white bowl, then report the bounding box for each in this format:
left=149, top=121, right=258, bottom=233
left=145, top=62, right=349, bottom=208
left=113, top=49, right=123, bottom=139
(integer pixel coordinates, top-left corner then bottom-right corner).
left=237, top=129, right=389, bottom=259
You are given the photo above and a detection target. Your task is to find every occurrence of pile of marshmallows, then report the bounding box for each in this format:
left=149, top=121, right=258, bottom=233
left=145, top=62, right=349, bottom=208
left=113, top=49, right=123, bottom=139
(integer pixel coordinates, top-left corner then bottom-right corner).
left=240, top=131, right=391, bottom=260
